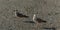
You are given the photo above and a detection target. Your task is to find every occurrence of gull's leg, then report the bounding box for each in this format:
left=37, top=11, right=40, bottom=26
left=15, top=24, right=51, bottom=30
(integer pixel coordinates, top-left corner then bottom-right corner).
left=36, top=23, right=40, bottom=30
left=33, top=23, right=36, bottom=30
left=33, top=22, right=39, bottom=30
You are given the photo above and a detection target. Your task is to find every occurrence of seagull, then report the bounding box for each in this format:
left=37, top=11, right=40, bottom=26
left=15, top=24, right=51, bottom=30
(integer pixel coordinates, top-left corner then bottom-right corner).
left=14, top=10, right=29, bottom=18
left=33, top=14, right=46, bottom=23
left=32, top=14, right=47, bottom=30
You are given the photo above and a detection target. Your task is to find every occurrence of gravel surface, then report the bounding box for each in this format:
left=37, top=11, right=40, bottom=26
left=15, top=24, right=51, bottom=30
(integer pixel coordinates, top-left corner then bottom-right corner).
left=0, top=0, right=60, bottom=30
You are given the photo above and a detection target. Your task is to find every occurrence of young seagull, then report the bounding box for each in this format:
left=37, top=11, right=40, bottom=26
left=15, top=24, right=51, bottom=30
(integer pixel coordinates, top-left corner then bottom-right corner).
left=33, top=14, right=47, bottom=30
left=14, top=10, right=29, bottom=18
left=33, top=14, right=46, bottom=23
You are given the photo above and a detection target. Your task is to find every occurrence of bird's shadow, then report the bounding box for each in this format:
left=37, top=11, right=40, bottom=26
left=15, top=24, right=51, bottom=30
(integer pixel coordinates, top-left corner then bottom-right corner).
left=23, top=21, right=35, bottom=23
left=23, top=21, right=56, bottom=30
left=43, top=27, right=56, bottom=30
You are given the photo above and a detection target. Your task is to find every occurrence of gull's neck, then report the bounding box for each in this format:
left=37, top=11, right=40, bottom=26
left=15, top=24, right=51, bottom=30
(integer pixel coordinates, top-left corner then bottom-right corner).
left=33, top=14, right=37, bottom=22
left=14, top=10, right=18, bottom=16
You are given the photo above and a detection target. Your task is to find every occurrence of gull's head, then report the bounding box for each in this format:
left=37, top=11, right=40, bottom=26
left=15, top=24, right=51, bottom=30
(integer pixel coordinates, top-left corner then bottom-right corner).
left=33, top=14, right=36, bottom=18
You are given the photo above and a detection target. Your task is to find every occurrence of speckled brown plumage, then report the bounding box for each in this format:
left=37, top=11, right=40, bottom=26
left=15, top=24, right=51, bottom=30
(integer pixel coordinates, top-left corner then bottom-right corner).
left=36, top=18, right=47, bottom=23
